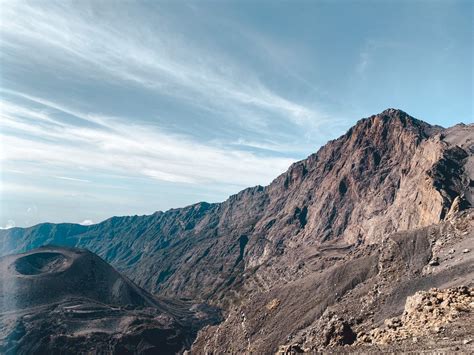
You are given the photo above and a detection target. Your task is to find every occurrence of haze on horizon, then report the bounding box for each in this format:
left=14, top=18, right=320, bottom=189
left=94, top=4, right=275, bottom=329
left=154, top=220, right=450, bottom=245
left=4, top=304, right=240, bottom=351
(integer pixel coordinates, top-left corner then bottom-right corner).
left=0, top=0, right=472, bottom=228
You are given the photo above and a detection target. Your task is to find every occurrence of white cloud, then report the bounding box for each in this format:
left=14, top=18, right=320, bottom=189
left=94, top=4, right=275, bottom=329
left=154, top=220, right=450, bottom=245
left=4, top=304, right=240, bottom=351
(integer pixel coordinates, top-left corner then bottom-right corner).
left=0, top=220, right=16, bottom=230
left=0, top=94, right=295, bottom=188
left=52, top=176, right=91, bottom=183
left=80, top=219, right=94, bottom=226
left=0, top=0, right=327, bottom=131
left=0, top=1, right=347, bottom=227
left=26, top=206, right=38, bottom=214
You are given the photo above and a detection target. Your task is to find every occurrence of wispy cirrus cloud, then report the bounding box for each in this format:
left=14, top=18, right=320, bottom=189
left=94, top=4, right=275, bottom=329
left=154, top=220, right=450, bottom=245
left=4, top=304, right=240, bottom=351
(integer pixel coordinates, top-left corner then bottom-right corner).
left=0, top=0, right=353, bottom=227
left=52, top=176, right=91, bottom=183
left=356, top=39, right=408, bottom=76
left=0, top=0, right=328, bottom=132
left=0, top=92, right=295, bottom=187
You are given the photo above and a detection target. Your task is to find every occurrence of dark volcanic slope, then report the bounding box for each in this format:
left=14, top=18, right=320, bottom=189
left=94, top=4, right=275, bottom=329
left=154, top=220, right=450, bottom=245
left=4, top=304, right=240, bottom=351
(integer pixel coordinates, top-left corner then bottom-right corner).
left=0, top=246, right=158, bottom=312
left=0, top=246, right=220, bottom=355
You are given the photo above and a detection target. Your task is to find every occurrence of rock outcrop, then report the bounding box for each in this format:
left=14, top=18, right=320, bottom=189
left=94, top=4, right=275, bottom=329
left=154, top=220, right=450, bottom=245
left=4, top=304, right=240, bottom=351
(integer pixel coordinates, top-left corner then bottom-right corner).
left=359, top=286, right=474, bottom=345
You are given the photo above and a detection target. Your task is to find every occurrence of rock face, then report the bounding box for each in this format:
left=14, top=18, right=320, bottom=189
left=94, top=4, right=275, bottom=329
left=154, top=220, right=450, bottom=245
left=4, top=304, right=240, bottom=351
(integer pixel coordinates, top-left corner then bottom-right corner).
left=194, top=210, right=474, bottom=353
left=0, top=246, right=220, bottom=354
left=0, top=109, right=473, bottom=353
left=359, top=286, right=474, bottom=345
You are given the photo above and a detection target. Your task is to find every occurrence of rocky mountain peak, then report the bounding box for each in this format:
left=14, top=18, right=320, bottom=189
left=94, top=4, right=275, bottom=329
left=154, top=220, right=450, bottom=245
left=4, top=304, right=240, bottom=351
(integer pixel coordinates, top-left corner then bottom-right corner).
left=372, top=108, right=423, bottom=126
left=266, top=109, right=466, bottom=250
left=344, top=108, right=439, bottom=147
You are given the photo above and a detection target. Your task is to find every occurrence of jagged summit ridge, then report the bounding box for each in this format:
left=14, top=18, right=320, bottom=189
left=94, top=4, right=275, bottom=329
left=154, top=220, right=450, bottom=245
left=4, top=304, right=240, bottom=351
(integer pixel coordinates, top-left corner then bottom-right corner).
left=346, top=108, right=440, bottom=143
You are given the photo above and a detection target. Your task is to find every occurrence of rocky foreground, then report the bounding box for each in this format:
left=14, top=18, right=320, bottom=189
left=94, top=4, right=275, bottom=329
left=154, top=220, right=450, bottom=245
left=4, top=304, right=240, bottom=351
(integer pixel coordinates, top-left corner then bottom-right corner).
left=195, top=209, right=473, bottom=353
left=278, top=286, right=474, bottom=354
left=0, top=109, right=473, bottom=353
left=362, top=286, right=474, bottom=345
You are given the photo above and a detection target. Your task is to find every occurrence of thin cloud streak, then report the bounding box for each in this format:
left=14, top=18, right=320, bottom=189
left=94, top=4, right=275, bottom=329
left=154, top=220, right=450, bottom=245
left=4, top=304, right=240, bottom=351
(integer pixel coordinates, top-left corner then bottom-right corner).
left=0, top=1, right=328, bottom=131
left=52, top=176, right=91, bottom=183
left=0, top=94, right=295, bottom=188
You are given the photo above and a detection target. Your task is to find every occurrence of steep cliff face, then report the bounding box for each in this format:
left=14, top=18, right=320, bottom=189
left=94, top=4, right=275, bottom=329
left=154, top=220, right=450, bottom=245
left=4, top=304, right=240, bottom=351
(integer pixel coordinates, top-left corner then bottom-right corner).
left=192, top=208, right=474, bottom=354
left=0, top=110, right=472, bottom=306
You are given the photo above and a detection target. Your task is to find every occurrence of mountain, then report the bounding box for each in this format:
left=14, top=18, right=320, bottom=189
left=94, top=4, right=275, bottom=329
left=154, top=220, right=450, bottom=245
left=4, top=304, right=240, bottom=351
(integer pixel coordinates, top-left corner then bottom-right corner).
left=1, top=109, right=473, bottom=353
left=0, top=246, right=220, bottom=354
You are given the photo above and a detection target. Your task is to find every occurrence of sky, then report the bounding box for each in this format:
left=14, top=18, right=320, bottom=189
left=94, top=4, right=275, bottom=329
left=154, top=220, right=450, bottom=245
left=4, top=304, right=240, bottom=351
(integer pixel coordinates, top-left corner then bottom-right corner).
left=0, top=0, right=472, bottom=228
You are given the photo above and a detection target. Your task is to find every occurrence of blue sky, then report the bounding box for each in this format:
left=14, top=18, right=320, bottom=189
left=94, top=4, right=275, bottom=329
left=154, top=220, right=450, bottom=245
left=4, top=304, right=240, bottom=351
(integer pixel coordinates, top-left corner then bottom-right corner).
left=0, top=0, right=472, bottom=228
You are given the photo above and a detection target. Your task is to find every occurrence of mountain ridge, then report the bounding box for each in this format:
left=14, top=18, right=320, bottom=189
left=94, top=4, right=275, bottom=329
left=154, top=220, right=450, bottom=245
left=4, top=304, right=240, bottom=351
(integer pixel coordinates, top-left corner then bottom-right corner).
left=0, top=108, right=441, bottom=229
left=1, top=108, right=473, bottom=352
left=1, top=109, right=471, bottom=299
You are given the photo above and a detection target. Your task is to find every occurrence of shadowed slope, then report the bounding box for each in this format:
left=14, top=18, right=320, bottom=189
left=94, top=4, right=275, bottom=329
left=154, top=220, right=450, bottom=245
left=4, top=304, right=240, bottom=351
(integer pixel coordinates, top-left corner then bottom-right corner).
left=0, top=246, right=221, bottom=354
